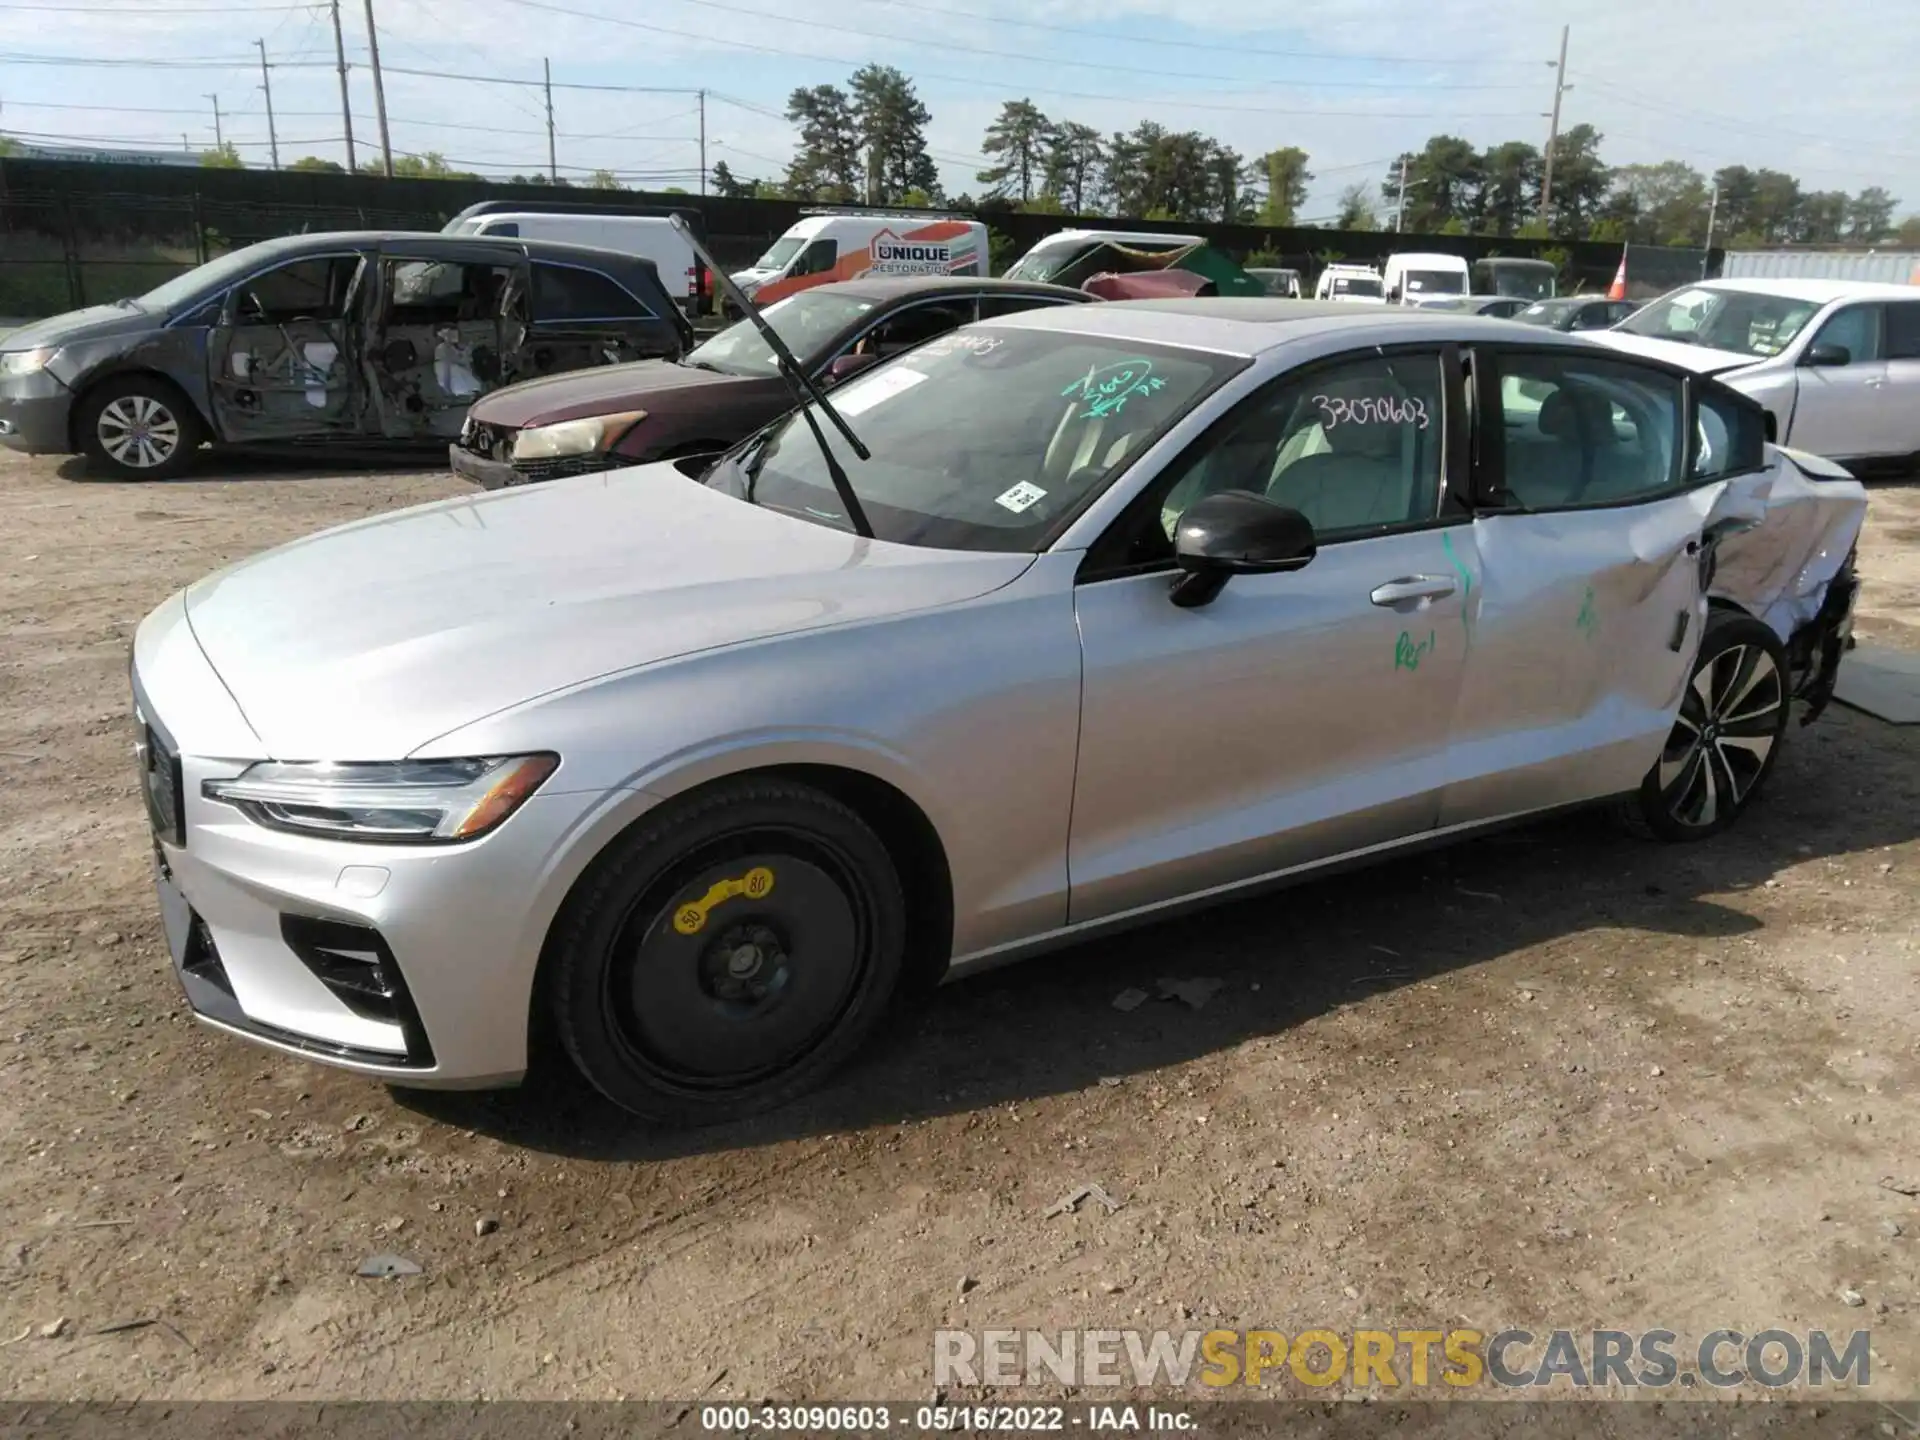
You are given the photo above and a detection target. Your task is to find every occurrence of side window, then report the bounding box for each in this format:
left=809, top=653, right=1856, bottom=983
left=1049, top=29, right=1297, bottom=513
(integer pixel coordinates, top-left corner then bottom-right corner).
left=1109, top=352, right=1445, bottom=571
left=1882, top=301, right=1920, bottom=361
left=232, top=256, right=359, bottom=324
left=1495, top=353, right=1684, bottom=509
left=1692, top=383, right=1768, bottom=481
left=1573, top=303, right=1613, bottom=331
left=977, top=294, right=1072, bottom=319
left=1809, top=304, right=1881, bottom=363
left=530, top=263, right=652, bottom=322
left=794, top=239, right=838, bottom=277
left=853, top=301, right=974, bottom=358
left=384, top=260, right=515, bottom=326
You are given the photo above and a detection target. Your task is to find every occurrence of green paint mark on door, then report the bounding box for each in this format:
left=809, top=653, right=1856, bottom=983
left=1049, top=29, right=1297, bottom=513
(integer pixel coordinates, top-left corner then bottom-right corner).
left=1395, top=629, right=1437, bottom=671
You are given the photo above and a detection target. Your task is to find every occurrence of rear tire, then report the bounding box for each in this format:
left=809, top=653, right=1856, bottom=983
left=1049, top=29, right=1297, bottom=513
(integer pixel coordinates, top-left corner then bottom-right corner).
left=77, top=375, right=203, bottom=481
left=546, top=778, right=907, bottom=1126
left=1624, top=609, right=1790, bottom=842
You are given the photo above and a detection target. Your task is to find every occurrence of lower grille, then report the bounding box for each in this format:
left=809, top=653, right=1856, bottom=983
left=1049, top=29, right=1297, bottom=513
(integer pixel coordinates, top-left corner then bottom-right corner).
left=281, top=915, right=435, bottom=1066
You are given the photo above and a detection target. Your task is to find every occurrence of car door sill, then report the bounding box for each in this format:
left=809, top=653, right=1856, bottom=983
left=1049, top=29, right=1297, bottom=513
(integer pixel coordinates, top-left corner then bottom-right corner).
left=944, top=794, right=1624, bottom=980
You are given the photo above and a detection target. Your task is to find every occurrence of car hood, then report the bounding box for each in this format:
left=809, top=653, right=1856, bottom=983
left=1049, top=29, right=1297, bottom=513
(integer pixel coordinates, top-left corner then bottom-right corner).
left=3, top=302, right=159, bottom=352
left=1585, top=332, right=1760, bottom=376
left=467, top=358, right=757, bottom=428
left=182, top=467, right=1033, bottom=759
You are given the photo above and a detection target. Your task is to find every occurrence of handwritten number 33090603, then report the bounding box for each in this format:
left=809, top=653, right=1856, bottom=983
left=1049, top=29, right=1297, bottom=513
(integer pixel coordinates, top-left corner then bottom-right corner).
left=1313, top=394, right=1430, bottom=430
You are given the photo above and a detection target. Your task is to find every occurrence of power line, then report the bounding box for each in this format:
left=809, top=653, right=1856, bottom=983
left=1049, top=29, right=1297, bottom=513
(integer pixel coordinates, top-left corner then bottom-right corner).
left=0, top=1, right=310, bottom=9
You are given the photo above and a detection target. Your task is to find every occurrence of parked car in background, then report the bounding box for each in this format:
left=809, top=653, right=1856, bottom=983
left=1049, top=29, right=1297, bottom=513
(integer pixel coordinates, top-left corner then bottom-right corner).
left=132, top=299, right=1864, bottom=1123
left=450, top=276, right=1087, bottom=488
left=1471, top=256, right=1558, bottom=301
left=1514, top=296, right=1642, bottom=332
left=0, top=231, right=691, bottom=480
left=1592, top=278, right=1920, bottom=472
left=1408, top=295, right=1532, bottom=319
left=1314, top=265, right=1387, bottom=303
left=1004, top=229, right=1206, bottom=284
left=443, top=205, right=703, bottom=318
left=1384, top=252, right=1470, bottom=305
left=1249, top=267, right=1305, bottom=298
left=729, top=212, right=989, bottom=307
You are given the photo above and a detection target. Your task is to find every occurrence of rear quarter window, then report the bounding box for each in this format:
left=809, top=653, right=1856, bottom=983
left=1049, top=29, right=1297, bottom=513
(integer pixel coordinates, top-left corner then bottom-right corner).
left=530, top=263, right=656, bottom=322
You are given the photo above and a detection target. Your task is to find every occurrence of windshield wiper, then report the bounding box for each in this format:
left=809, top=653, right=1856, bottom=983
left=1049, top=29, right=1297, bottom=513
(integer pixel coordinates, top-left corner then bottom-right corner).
left=669, top=217, right=875, bottom=539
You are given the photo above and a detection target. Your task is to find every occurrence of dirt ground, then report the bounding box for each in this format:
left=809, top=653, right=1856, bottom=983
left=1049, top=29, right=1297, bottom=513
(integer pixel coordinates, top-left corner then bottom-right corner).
left=1, top=447, right=1917, bottom=1406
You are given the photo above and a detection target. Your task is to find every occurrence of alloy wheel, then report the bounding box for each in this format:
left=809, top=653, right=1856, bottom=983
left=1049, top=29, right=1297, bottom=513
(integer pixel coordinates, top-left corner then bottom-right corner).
left=96, top=394, right=181, bottom=470
left=1657, top=643, right=1784, bottom=830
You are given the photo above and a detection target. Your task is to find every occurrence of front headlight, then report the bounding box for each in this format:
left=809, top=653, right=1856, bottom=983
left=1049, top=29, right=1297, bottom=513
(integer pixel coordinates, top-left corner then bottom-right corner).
left=0, top=347, right=56, bottom=379
left=509, top=409, right=646, bottom=462
left=202, top=754, right=558, bottom=844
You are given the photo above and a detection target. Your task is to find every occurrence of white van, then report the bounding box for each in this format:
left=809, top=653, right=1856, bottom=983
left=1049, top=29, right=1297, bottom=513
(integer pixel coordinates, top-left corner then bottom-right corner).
left=1004, top=229, right=1206, bottom=284
left=728, top=212, right=990, bottom=307
left=1314, top=264, right=1387, bottom=304
left=446, top=211, right=701, bottom=315
left=1383, top=252, right=1470, bottom=306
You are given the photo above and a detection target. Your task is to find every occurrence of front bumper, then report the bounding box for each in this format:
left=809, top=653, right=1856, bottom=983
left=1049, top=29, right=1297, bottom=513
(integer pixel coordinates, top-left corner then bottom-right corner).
left=0, top=370, right=75, bottom=454
left=448, top=439, right=624, bottom=490
left=130, top=600, right=653, bottom=1088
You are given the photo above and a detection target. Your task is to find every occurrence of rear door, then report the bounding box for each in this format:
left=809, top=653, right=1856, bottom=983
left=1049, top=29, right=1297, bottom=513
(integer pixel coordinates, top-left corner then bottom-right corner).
left=206, top=251, right=368, bottom=442
left=1880, top=299, right=1920, bottom=460
left=366, top=242, right=525, bottom=441
left=1441, top=345, right=1740, bottom=823
left=526, top=258, right=682, bottom=373
left=1787, top=302, right=1889, bottom=460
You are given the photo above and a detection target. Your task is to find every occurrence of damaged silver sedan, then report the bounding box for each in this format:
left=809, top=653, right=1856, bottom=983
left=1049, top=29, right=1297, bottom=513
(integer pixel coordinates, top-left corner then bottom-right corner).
left=0, top=231, right=691, bottom=480
left=131, top=299, right=1864, bottom=1123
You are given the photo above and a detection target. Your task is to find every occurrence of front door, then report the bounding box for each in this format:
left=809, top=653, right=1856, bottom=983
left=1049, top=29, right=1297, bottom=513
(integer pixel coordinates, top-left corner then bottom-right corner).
left=1441, top=346, right=1720, bottom=824
left=207, top=252, right=366, bottom=442
left=1789, top=302, right=1890, bottom=460
left=1069, top=346, right=1471, bottom=924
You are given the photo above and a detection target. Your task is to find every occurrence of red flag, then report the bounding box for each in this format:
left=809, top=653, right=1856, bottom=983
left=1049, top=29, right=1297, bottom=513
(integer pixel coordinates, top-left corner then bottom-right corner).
left=1608, top=247, right=1629, bottom=301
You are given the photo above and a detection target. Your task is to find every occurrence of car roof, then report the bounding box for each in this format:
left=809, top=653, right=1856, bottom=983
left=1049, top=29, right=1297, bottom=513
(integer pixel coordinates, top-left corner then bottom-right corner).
left=979, top=297, right=1598, bottom=357
left=814, top=275, right=1087, bottom=301
left=1690, top=276, right=1919, bottom=303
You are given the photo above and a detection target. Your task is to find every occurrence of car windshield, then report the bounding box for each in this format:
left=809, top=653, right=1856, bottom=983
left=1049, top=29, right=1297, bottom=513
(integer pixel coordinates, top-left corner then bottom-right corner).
left=1478, top=263, right=1556, bottom=300
left=131, top=242, right=302, bottom=312
left=752, top=235, right=806, bottom=270
left=684, top=291, right=878, bottom=377
left=1003, top=239, right=1085, bottom=283
left=707, top=328, right=1243, bottom=551
left=1618, top=286, right=1821, bottom=358
left=1402, top=269, right=1464, bottom=296
left=1328, top=275, right=1382, bottom=297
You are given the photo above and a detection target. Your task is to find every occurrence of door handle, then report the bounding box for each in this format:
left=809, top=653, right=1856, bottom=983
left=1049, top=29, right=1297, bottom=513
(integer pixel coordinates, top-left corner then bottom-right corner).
left=1867, top=376, right=1888, bottom=388
left=1370, top=575, right=1457, bottom=606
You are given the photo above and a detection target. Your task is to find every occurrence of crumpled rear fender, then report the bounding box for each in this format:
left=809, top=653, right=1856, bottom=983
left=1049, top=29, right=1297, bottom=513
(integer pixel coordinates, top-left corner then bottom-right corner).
left=1707, top=445, right=1867, bottom=644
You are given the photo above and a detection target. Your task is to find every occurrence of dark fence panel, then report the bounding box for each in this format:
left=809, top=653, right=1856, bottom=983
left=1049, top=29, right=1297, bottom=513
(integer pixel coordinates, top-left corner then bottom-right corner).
left=0, top=158, right=1717, bottom=317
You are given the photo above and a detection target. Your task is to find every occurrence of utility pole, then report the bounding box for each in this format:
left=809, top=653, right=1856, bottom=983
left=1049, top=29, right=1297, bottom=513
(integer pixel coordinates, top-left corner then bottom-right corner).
left=1396, top=156, right=1408, bottom=232
left=1701, top=183, right=1720, bottom=278
left=328, top=0, right=355, bottom=171
left=204, top=93, right=223, bottom=150
left=255, top=39, right=279, bottom=170
left=362, top=0, right=393, bottom=177
left=1537, top=24, right=1570, bottom=230
left=543, top=58, right=557, bottom=182
left=698, top=89, right=707, bottom=196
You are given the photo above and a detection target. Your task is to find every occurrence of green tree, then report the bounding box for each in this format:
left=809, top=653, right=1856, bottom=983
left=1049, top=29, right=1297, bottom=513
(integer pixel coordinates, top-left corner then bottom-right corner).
left=1042, top=121, right=1103, bottom=214
left=1336, top=181, right=1378, bottom=230
left=1540, top=123, right=1609, bottom=235
left=1605, top=160, right=1710, bottom=245
left=710, top=160, right=755, bottom=198
left=1795, top=190, right=1848, bottom=243
left=288, top=155, right=344, bottom=174
left=849, top=64, right=938, bottom=204
left=1748, top=168, right=1803, bottom=242
left=1475, top=141, right=1541, bottom=235
left=783, top=83, right=861, bottom=200
left=1256, top=146, right=1311, bottom=225
left=977, top=99, right=1051, bottom=204
left=1846, top=186, right=1898, bottom=241
left=1384, top=135, right=1480, bottom=231
left=200, top=142, right=244, bottom=169
left=1897, top=214, right=1920, bottom=247
left=1710, top=165, right=1760, bottom=241
left=586, top=169, right=624, bottom=190
left=359, top=151, right=480, bottom=180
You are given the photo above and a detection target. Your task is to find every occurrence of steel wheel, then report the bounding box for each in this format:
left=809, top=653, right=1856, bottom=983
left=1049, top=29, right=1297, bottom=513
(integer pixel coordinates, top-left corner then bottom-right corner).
left=1628, top=610, right=1790, bottom=842
left=97, top=394, right=182, bottom=471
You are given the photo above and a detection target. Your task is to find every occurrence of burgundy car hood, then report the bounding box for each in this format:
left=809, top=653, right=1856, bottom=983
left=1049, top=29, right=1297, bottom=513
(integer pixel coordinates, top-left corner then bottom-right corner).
left=470, top=359, right=762, bottom=427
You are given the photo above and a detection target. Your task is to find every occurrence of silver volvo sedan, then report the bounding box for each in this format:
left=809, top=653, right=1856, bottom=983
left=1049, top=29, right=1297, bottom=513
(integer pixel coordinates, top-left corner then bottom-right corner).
left=130, top=300, right=1867, bottom=1125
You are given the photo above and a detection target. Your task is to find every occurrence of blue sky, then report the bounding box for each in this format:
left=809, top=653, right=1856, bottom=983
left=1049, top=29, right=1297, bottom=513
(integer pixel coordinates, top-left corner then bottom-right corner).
left=3, top=0, right=1916, bottom=222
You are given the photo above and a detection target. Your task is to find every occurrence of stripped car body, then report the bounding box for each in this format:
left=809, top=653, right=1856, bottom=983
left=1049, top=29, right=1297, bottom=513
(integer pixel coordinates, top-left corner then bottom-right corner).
left=0, top=231, right=690, bottom=478
left=130, top=300, right=1865, bottom=1121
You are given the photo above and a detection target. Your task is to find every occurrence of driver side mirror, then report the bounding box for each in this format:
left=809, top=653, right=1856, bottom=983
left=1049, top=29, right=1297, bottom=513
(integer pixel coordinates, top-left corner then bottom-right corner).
left=1169, top=490, right=1317, bottom=609
left=1803, top=342, right=1851, bottom=368
left=827, top=352, right=880, bottom=383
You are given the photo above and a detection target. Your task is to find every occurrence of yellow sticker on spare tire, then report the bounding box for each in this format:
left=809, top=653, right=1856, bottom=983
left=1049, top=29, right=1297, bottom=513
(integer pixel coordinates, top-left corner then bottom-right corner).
left=672, top=866, right=775, bottom=935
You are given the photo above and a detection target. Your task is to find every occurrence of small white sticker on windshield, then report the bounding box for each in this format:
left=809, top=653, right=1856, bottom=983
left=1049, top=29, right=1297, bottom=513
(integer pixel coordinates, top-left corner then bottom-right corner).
left=833, top=365, right=927, bottom=416
left=994, top=481, right=1048, bottom=514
